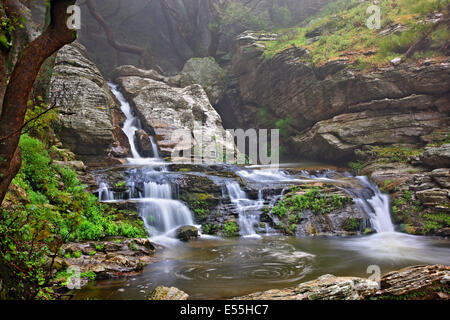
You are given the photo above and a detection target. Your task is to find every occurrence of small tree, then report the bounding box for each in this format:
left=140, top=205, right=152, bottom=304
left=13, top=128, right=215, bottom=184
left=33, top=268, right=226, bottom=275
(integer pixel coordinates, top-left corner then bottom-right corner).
left=0, top=0, right=77, bottom=206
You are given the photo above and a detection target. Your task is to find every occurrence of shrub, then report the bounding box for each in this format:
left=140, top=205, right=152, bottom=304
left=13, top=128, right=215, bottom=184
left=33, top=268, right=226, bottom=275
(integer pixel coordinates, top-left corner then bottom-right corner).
left=222, top=221, right=239, bottom=237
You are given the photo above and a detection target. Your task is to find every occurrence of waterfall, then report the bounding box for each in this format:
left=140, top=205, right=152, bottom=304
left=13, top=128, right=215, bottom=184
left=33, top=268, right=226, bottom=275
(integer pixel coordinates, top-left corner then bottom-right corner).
left=225, top=182, right=265, bottom=237
left=99, top=182, right=114, bottom=201
left=236, top=168, right=396, bottom=235
left=108, top=83, right=161, bottom=162
left=106, top=84, right=196, bottom=240
left=353, top=176, right=395, bottom=233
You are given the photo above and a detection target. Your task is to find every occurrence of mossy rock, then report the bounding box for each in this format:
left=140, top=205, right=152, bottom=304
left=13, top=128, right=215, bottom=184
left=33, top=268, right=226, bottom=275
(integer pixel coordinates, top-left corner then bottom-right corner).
left=175, top=226, right=199, bottom=242
left=148, top=286, right=189, bottom=300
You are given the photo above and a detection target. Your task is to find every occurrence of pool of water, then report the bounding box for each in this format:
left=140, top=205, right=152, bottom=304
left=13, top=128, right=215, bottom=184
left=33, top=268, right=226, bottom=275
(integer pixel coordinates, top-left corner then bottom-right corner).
left=73, top=233, right=450, bottom=300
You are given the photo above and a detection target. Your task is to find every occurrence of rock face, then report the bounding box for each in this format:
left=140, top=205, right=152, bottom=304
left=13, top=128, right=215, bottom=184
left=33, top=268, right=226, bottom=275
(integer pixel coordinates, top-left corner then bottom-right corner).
left=225, top=31, right=450, bottom=162
left=148, top=286, right=189, bottom=300
left=114, top=66, right=236, bottom=160
left=234, top=274, right=379, bottom=300
left=421, top=144, right=450, bottom=168
left=180, top=57, right=228, bottom=105
left=50, top=42, right=130, bottom=164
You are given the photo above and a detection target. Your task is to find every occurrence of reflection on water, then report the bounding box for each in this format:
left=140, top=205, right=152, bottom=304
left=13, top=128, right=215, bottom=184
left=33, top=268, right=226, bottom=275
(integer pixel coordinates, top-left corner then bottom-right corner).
left=73, top=234, right=450, bottom=300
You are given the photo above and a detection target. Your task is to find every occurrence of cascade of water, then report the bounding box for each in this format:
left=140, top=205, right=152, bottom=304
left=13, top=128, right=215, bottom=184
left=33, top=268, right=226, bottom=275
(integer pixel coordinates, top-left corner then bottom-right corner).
left=353, top=176, right=395, bottom=233
left=108, top=83, right=142, bottom=159
left=99, top=182, right=114, bottom=201
left=150, top=136, right=160, bottom=159
left=107, top=84, right=196, bottom=239
left=236, top=168, right=396, bottom=235
left=225, top=182, right=265, bottom=237
left=236, top=169, right=300, bottom=183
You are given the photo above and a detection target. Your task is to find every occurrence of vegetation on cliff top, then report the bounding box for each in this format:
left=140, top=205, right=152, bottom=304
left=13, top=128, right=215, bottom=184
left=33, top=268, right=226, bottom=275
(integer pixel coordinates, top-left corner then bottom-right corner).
left=262, top=0, right=449, bottom=68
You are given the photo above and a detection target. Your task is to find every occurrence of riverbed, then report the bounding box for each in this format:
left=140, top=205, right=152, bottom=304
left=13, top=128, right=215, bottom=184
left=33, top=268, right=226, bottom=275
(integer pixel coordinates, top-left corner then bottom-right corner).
left=73, top=233, right=450, bottom=300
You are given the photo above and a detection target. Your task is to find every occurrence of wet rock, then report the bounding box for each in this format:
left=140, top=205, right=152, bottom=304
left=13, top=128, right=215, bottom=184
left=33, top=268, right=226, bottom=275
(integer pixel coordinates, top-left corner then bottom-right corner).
left=114, top=68, right=237, bottom=160
left=148, top=286, right=189, bottom=300
left=233, top=274, right=379, bottom=300
left=134, top=129, right=153, bottom=157
left=421, top=144, right=450, bottom=168
left=235, top=265, right=450, bottom=300
left=175, top=225, right=199, bottom=242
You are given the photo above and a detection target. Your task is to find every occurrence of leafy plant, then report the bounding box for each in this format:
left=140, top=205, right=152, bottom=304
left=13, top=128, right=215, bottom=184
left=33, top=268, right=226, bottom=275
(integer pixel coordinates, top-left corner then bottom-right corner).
left=222, top=221, right=239, bottom=237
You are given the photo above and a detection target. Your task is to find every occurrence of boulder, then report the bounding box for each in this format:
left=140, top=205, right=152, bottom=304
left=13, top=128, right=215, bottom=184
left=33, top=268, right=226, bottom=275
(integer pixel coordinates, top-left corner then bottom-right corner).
left=49, top=42, right=130, bottom=162
left=114, top=68, right=237, bottom=161
left=175, top=225, right=199, bottom=242
left=180, top=57, right=228, bottom=105
left=421, top=144, right=450, bottom=168
left=148, top=286, right=189, bottom=300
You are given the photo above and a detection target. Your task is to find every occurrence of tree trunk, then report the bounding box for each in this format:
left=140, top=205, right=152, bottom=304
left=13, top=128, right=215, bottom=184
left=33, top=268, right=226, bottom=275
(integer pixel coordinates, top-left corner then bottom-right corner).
left=0, top=0, right=77, bottom=205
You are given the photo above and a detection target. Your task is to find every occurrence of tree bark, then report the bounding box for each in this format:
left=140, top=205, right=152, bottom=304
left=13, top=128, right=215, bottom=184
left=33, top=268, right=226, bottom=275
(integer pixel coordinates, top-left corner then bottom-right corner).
left=0, top=0, right=77, bottom=205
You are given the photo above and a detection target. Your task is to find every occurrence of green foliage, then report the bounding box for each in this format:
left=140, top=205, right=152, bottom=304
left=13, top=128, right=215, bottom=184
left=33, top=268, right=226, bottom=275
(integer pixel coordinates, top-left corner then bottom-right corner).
left=422, top=213, right=450, bottom=234
left=0, top=6, right=25, bottom=51
left=0, top=135, right=147, bottom=299
left=379, top=28, right=420, bottom=55
left=342, top=218, right=361, bottom=231
left=275, top=117, right=294, bottom=138
left=271, top=186, right=353, bottom=221
left=371, top=146, right=423, bottom=163
left=222, top=221, right=239, bottom=237
left=201, top=223, right=221, bottom=235
left=80, top=271, right=96, bottom=281
left=0, top=206, right=62, bottom=300
left=262, top=0, right=449, bottom=68
left=348, top=160, right=366, bottom=174
left=272, top=6, right=292, bottom=28
left=182, top=193, right=215, bottom=222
